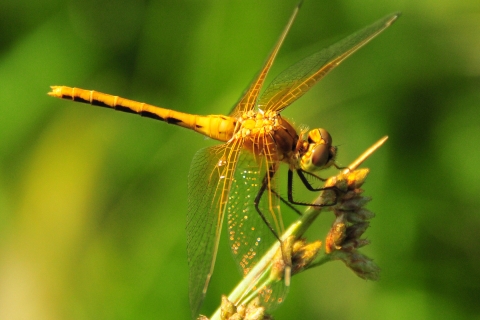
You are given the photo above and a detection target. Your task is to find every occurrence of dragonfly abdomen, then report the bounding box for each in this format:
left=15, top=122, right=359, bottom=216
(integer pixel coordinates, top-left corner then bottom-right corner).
left=193, top=114, right=236, bottom=142
left=48, top=86, right=236, bottom=141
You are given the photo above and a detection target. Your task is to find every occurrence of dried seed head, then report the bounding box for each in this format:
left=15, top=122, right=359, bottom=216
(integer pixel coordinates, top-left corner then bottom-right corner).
left=331, top=251, right=380, bottom=281
left=345, top=222, right=370, bottom=240
left=325, top=215, right=347, bottom=254
left=244, top=298, right=266, bottom=320
left=220, top=295, right=238, bottom=319
left=344, top=208, right=375, bottom=223
left=270, top=236, right=323, bottom=279
left=338, top=195, right=372, bottom=211
left=270, top=236, right=295, bottom=282
left=320, top=168, right=381, bottom=280
left=341, top=238, right=371, bottom=252
left=209, top=296, right=268, bottom=320
left=291, top=239, right=322, bottom=275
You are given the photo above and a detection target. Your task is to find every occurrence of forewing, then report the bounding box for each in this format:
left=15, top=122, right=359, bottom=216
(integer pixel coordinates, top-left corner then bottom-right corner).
left=258, top=12, right=400, bottom=112
left=228, top=4, right=301, bottom=117
left=187, top=143, right=241, bottom=318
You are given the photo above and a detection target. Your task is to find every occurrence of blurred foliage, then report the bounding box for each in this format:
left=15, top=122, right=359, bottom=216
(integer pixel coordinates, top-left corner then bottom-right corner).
left=0, top=0, right=479, bottom=319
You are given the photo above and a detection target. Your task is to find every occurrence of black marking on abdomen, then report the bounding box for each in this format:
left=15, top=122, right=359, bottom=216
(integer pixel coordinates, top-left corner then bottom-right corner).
left=114, top=105, right=137, bottom=114
left=71, top=95, right=90, bottom=105
left=90, top=99, right=110, bottom=108
left=141, top=110, right=165, bottom=121
left=166, top=117, right=182, bottom=125
left=195, top=124, right=203, bottom=129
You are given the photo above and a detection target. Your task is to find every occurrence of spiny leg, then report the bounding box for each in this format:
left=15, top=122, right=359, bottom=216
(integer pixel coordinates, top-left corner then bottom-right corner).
left=270, top=188, right=302, bottom=216
left=254, top=166, right=282, bottom=242
left=287, top=169, right=341, bottom=207
left=253, top=165, right=293, bottom=280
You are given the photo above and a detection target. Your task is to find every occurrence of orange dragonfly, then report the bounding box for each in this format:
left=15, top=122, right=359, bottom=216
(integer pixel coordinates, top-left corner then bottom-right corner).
left=49, top=4, right=399, bottom=317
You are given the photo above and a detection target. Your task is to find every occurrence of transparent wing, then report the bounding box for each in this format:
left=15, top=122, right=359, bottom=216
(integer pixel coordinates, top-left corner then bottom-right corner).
left=228, top=3, right=301, bottom=117
left=228, top=152, right=272, bottom=277
left=256, top=279, right=290, bottom=312
left=258, top=12, right=400, bottom=112
left=187, top=142, right=242, bottom=318
left=227, top=142, right=289, bottom=309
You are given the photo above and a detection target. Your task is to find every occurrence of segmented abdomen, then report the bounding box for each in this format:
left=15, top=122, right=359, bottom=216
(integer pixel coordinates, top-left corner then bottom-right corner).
left=48, top=86, right=236, bottom=142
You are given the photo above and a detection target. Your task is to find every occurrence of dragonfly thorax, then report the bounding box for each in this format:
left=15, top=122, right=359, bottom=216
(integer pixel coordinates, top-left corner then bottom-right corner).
left=234, top=110, right=299, bottom=163
left=298, top=128, right=337, bottom=172
left=236, top=110, right=280, bottom=136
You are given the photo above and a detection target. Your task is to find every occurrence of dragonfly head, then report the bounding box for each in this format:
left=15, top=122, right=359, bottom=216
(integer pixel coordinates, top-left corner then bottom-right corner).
left=299, top=128, right=337, bottom=172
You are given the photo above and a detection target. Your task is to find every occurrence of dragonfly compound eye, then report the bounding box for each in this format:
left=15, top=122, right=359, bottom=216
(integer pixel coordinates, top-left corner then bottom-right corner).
left=300, top=128, right=334, bottom=172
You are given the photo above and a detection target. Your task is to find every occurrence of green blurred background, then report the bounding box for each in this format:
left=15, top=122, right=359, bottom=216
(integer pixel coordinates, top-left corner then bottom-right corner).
left=1, top=0, right=479, bottom=319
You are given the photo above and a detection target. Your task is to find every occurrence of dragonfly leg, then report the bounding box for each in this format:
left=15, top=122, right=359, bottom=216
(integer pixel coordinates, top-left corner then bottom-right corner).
left=287, top=169, right=342, bottom=207
left=333, top=163, right=347, bottom=170
left=297, top=169, right=327, bottom=188
left=254, top=168, right=294, bottom=282
left=254, top=168, right=282, bottom=242
left=270, top=188, right=303, bottom=216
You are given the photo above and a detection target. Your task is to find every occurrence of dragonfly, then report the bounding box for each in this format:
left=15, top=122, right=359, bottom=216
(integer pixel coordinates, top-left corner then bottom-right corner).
left=49, top=4, right=399, bottom=318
